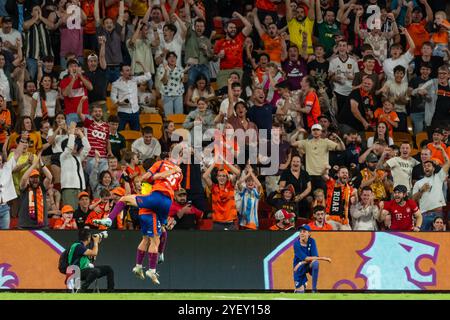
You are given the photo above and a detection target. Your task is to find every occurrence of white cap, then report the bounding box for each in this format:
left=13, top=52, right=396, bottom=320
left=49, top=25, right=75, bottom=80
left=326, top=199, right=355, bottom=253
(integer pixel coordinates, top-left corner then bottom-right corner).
left=311, top=123, right=323, bottom=131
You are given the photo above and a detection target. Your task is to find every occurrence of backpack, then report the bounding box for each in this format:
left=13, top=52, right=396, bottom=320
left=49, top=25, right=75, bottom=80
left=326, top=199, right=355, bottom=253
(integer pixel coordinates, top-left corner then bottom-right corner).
left=58, top=243, right=80, bottom=274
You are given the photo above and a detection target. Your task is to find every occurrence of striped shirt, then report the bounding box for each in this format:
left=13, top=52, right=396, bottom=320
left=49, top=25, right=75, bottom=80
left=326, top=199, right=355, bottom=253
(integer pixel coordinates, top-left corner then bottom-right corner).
left=239, top=187, right=260, bottom=230
left=84, top=118, right=109, bottom=158
left=24, top=22, right=53, bottom=59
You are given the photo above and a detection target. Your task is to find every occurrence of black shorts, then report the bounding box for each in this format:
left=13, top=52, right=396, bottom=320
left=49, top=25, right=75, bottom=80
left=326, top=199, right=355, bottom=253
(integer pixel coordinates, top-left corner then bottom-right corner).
left=51, top=152, right=62, bottom=166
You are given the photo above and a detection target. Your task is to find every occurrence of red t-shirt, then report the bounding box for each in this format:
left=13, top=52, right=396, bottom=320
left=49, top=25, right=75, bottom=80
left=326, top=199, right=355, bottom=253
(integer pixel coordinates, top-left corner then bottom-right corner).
left=256, top=0, right=277, bottom=12
left=60, top=76, right=89, bottom=115
left=214, top=33, right=245, bottom=70
left=81, top=1, right=96, bottom=35
left=383, top=199, right=419, bottom=231
left=84, top=118, right=110, bottom=158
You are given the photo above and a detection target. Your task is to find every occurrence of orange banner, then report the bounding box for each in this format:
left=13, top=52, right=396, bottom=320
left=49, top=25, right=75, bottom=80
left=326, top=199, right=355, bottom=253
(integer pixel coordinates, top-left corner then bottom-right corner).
left=264, top=232, right=450, bottom=291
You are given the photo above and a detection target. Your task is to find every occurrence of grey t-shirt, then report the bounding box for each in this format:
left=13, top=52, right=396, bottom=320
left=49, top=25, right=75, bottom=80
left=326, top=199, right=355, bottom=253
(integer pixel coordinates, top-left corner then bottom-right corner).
left=97, top=24, right=123, bottom=66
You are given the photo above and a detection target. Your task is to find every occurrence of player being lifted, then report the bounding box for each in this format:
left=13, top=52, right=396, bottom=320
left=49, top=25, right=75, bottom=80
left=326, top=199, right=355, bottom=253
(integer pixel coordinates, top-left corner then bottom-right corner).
left=94, top=145, right=184, bottom=284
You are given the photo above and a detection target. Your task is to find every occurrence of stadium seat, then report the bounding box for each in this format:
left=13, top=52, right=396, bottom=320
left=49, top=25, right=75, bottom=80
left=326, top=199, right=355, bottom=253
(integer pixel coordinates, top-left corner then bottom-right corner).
left=166, top=114, right=186, bottom=129
left=106, top=97, right=117, bottom=115
left=415, top=131, right=429, bottom=148
left=393, top=132, right=413, bottom=145
left=364, top=131, right=375, bottom=140
left=139, top=113, right=163, bottom=127
left=120, top=130, right=142, bottom=150
left=410, top=149, right=419, bottom=156
left=145, top=123, right=163, bottom=140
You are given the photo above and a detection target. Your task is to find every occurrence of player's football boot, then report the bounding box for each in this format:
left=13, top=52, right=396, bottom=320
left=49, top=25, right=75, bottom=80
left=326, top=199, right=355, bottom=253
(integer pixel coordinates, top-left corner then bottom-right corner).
left=93, top=217, right=112, bottom=227
left=132, top=265, right=145, bottom=280
left=146, top=270, right=160, bottom=285
left=158, top=253, right=164, bottom=264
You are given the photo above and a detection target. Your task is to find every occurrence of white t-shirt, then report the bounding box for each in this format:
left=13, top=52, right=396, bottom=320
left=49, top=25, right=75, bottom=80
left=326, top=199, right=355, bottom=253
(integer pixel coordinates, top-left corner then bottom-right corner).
left=0, top=69, right=11, bottom=101
left=384, top=80, right=409, bottom=113
left=32, top=90, right=58, bottom=118
left=367, top=136, right=394, bottom=147
left=0, top=29, right=21, bottom=51
left=386, top=156, right=420, bottom=192
left=156, top=21, right=184, bottom=67
left=328, top=55, right=359, bottom=96
left=382, top=51, right=413, bottom=83
left=219, top=97, right=244, bottom=115
left=412, top=169, right=448, bottom=212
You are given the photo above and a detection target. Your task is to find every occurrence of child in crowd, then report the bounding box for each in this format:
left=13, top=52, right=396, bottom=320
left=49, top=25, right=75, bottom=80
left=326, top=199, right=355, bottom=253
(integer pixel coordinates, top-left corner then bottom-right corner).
left=53, top=205, right=78, bottom=230
left=374, top=98, right=399, bottom=137
left=431, top=11, right=450, bottom=58
left=237, top=167, right=263, bottom=230
left=137, top=81, right=157, bottom=113
left=123, top=151, right=142, bottom=193
left=85, top=189, right=112, bottom=230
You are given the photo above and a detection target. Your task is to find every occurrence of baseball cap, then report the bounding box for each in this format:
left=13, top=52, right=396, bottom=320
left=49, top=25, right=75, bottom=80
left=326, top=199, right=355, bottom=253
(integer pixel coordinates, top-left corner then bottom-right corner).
left=78, top=191, right=90, bottom=199
left=111, top=187, right=126, bottom=197
left=281, top=184, right=295, bottom=194
left=366, top=153, right=378, bottom=163
left=298, top=224, right=311, bottom=232
left=311, top=124, right=323, bottom=131
left=61, top=205, right=74, bottom=214
left=87, top=53, right=98, bottom=60
left=30, top=169, right=40, bottom=177
left=274, top=209, right=295, bottom=221
left=393, top=184, right=408, bottom=193
left=176, top=188, right=187, bottom=195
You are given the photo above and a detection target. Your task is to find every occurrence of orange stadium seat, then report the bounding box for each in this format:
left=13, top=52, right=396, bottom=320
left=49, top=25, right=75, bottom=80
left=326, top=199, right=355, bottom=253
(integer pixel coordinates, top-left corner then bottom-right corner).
left=393, top=132, right=413, bottom=145
left=120, top=130, right=142, bottom=150
left=415, top=131, right=429, bottom=148
left=139, top=113, right=163, bottom=127
left=166, top=114, right=186, bottom=129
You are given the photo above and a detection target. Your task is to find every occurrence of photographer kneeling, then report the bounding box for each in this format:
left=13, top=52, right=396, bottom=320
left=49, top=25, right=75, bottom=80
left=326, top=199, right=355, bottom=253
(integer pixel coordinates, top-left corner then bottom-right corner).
left=70, top=229, right=115, bottom=292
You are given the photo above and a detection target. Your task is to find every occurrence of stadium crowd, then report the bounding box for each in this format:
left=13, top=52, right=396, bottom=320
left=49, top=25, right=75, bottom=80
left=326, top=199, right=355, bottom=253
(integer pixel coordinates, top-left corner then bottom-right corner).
left=0, top=0, right=449, bottom=232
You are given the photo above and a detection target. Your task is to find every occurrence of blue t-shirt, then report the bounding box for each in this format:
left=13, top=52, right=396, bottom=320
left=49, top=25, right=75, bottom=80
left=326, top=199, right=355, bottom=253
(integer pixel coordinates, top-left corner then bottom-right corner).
left=293, top=237, right=318, bottom=271
left=247, top=103, right=276, bottom=134
left=17, top=4, right=24, bottom=33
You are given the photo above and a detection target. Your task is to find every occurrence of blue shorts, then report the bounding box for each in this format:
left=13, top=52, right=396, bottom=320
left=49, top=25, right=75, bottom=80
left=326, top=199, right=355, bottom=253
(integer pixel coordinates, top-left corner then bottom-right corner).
left=135, top=191, right=172, bottom=225
left=293, top=265, right=311, bottom=289
left=139, top=213, right=162, bottom=238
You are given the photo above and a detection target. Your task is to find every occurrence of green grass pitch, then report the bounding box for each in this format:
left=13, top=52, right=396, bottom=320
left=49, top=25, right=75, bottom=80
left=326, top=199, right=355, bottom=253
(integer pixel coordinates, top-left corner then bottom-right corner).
left=1, top=292, right=450, bottom=300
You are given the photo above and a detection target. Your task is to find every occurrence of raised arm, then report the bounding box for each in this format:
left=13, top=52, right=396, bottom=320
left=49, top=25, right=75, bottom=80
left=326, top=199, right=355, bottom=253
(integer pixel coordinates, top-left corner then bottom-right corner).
left=98, top=36, right=107, bottom=70
left=315, top=0, right=323, bottom=23
left=94, top=0, right=101, bottom=26
left=20, top=153, right=41, bottom=191
left=160, top=0, right=171, bottom=22
left=233, top=11, right=252, bottom=37
left=77, top=96, right=88, bottom=122
left=404, top=1, right=413, bottom=26
left=202, top=162, right=214, bottom=188
left=400, top=26, right=415, bottom=56
left=117, top=0, right=125, bottom=27
left=173, top=13, right=187, bottom=39
left=308, top=0, right=315, bottom=21
left=285, top=0, right=293, bottom=22
left=252, top=8, right=265, bottom=37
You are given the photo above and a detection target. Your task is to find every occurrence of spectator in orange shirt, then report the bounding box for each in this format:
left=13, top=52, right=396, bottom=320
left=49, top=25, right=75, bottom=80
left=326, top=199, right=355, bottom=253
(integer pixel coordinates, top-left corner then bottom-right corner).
left=374, top=98, right=399, bottom=137
left=299, top=76, right=321, bottom=130
left=307, top=206, right=333, bottom=231
left=269, top=209, right=296, bottom=231
left=431, top=11, right=450, bottom=58
left=203, top=159, right=241, bottom=230
left=405, top=3, right=433, bottom=56
left=0, top=95, right=11, bottom=149
left=427, top=128, right=450, bottom=165
left=53, top=205, right=78, bottom=230
left=123, top=151, right=142, bottom=193
left=85, top=189, right=112, bottom=230
left=252, top=8, right=286, bottom=65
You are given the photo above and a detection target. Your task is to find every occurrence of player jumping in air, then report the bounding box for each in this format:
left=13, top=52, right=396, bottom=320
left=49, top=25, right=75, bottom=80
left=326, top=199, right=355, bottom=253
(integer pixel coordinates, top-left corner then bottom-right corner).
left=94, top=149, right=183, bottom=284
left=293, top=225, right=332, bottom=293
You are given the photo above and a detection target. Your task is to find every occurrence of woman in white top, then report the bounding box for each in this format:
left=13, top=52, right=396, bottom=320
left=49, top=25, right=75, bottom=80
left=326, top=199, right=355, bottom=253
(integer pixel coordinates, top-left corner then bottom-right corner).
left=31, top=75, right=61, bottom=128
left=50, top=112, right=68, bottom=188
left=366, top=121, right=394, bottom=148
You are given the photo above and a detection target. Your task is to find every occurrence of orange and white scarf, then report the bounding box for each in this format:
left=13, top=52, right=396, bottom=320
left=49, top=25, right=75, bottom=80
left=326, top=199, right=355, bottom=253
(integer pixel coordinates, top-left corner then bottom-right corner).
left=28, top=187, right=45, bottom=226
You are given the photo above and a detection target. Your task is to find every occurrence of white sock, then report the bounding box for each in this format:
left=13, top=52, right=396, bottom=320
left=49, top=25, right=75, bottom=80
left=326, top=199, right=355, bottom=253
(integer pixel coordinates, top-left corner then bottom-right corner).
left=149, top=268, right=156, bottom=273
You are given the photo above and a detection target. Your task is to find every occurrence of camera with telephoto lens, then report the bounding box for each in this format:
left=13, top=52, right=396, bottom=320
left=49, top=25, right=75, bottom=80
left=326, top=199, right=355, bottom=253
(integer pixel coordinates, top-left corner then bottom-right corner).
left=92, top=231, right=108, bottom=240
